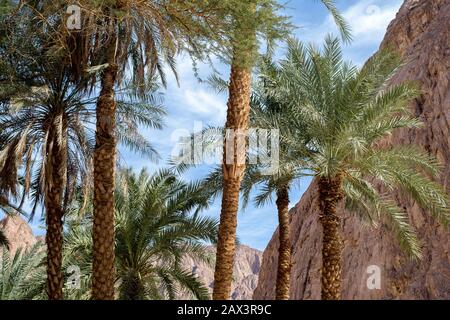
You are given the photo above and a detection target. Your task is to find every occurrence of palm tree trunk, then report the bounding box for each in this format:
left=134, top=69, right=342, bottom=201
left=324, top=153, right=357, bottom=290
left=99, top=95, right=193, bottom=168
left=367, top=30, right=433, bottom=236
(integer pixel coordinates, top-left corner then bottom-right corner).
left=318, top=175, right=344, bottom=300
left=212, top=1, right=257, bottom=300
left=44, top=129, right=66, bottom=300
left=275, top=185, right=291, bottom=300
left=92, top=39, right=118, bottom=300
left=213, top=60, right=252, bottom=300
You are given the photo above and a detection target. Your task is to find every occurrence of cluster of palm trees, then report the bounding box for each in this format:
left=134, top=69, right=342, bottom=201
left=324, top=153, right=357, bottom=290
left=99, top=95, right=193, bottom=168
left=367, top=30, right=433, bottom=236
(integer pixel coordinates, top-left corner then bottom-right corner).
left=0, top=0, right=449, bottom=301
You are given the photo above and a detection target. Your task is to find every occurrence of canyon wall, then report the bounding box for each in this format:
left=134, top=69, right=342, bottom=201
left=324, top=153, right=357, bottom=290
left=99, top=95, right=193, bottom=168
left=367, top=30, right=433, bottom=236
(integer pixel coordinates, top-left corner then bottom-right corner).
left=183, top=245, right=262, bottom=300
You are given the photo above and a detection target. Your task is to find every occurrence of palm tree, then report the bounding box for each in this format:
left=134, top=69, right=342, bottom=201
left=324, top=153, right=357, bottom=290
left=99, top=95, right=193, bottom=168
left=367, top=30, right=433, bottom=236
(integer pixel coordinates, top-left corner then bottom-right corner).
left=56, top=0, right=228, bottom=299
left=0, top=243, right=46, bottom=300
left=0, top=12, right=94, bottom=298
left=211, top=0, right=258, bottom=299
left=0, top=82, right=164, bottom=301
left=0, top=6, right=166, bottom=298
left=239, top=71, right=311, bottom=300
left=212, top=0, right=351, bottom=299
left=192, top=72, right=310, bottom=300
left=271, top=37, right=450, bottom=300
left=64, top=168, right=218, bottom=300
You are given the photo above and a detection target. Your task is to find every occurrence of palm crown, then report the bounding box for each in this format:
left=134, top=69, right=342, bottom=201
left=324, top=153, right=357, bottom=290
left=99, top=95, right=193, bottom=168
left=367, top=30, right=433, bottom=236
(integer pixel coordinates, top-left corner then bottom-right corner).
left=266, top=36, right=449, bottom=259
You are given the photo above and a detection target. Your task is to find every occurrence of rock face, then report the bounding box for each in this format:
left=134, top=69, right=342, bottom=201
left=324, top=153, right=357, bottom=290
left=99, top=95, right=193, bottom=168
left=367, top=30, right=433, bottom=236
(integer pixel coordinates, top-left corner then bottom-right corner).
left=182, top=245, right=262, bottom=300
left=0, top=214, right=37, bottom=254
left=254, top=0, right=450, bottom=300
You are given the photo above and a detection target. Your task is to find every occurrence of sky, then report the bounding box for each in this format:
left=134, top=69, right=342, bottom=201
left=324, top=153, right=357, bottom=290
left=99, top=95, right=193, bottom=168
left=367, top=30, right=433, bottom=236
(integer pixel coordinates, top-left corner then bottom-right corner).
left=5, top=0, right=403, bottom=251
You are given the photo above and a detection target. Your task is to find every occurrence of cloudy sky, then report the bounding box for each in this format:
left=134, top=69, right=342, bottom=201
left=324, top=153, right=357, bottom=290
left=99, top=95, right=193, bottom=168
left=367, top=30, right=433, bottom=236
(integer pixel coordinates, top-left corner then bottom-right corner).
left=22, top=0, right=403, bottom=250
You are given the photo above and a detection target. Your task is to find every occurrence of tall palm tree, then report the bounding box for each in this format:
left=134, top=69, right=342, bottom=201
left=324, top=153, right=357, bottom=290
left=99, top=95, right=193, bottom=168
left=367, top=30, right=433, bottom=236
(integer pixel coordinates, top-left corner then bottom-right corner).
left=271, top=37, right=450, bottom=300
left=64, top=168, right=218, bottom=300
left=211, top=0, right=258, bottom=300
left=0, top=12, right=94, bottom=298
left=58, top=0, right=227, bottom=299
left=239, top=72, right=311, bottom=300
left=213, top=0, right=351, bottom=299
left=192, top=71, right=310, bottom=300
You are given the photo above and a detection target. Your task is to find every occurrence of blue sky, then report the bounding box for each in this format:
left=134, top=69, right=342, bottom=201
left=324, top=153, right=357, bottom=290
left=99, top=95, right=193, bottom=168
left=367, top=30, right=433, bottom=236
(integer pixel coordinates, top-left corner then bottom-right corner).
left=5, top=0, right=403, bottom=250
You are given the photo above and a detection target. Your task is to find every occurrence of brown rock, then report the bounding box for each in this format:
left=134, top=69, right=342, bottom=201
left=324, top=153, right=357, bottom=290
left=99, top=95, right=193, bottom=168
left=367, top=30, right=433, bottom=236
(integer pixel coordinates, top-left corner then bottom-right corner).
left=181, top=245, right=262, bottom=300
left=0, top=214, right=37, bottom=254
left=254, top=0, right=450, bottom=300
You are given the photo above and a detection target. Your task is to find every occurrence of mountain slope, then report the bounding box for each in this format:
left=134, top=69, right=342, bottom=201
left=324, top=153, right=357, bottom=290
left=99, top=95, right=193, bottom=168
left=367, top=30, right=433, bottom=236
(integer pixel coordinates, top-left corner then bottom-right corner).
left=182, top=245, right=262, bottom=300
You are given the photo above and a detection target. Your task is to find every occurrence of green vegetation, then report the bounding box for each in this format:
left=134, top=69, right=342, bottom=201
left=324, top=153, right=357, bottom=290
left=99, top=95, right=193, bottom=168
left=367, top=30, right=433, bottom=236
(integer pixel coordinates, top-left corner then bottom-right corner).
left=0, top=0, right=448, bottom=301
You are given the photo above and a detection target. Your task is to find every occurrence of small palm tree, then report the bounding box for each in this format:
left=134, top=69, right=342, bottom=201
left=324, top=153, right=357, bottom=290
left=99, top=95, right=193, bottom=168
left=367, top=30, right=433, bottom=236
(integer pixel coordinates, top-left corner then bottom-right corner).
left=0, top=243, right=46, bottom=300
left=64, top=168, right=218, bottom=300
left=271, top=37, right=450, bottom=300
left=239, top=71, right=310, bottom=300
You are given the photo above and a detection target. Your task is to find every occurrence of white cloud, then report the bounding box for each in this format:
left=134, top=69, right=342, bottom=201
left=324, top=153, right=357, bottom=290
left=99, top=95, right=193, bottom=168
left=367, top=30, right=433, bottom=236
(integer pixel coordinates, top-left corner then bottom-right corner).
left=339, top=0, right=402, bottom=44
left=300, top=0, right=402, bottom=47
left=184, top=89, right=227, bottom=122
left=297, top=0, right=402, bottom=64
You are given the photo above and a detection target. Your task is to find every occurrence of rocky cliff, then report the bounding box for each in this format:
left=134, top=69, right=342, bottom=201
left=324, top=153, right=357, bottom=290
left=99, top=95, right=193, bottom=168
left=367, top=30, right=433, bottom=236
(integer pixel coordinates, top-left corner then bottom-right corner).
left=0, top=214, right=37, bottom=254
left=254, top=0, right=450, bottom=300
left=182, top=245, right=262, bottom=300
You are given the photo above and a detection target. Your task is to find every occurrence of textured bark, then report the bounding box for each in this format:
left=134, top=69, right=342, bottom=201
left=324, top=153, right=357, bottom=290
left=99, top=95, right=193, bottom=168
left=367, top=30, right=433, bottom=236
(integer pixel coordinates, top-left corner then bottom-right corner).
left=213, top=61, right=252, bottom=300
left=44, top=127, right=66, bottom=300
left=254, top=0, right=450, bottom=300
left=92, top=46, right=118, bottom=300
left=318, top=176, right=344, bottom=300
left=275, top=186, right=291, bottom=300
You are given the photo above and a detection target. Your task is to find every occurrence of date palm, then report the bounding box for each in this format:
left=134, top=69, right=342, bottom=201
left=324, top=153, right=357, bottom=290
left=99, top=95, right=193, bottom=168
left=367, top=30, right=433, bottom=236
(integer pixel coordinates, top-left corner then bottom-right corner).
left=0, top=82, right=164, bottom=301
left=53, top=0, right=229, bottom=299
left=212, top=0, right=350, bottom=299
left=194, top=71, right=310, bottom=299
left=115, top=169, right=217, bottom=300
left=272, top=37, right=450, bottom=299
left=64, top=168, right=218, bottom=300
left=240, top=75, right=310, bottom=300
left=0, top=12, right=95, bottom=298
